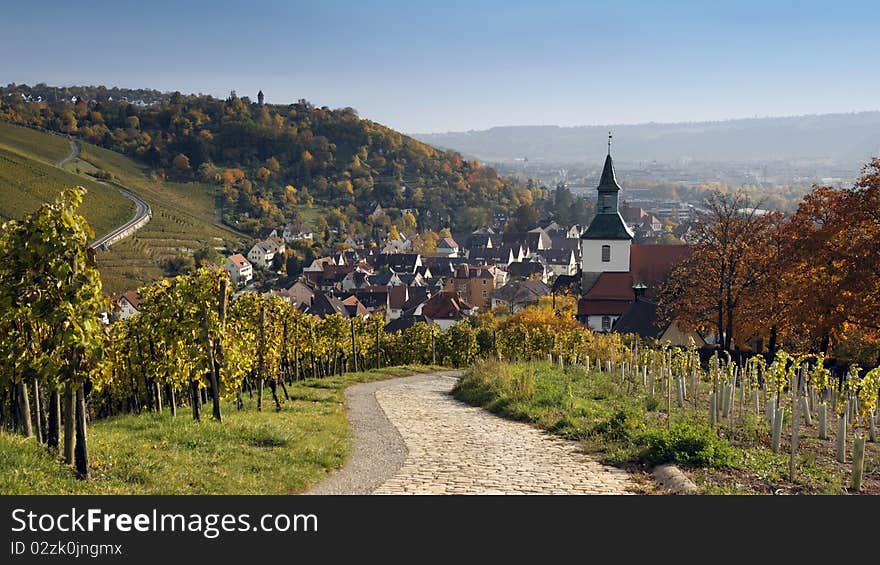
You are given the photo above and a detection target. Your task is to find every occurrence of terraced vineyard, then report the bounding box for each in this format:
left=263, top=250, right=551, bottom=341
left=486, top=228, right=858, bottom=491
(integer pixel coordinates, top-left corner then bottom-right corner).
left=78, top=144, right=245, bottom=294
left=0, top=121, right=71, bottom=163
left=0, top=121, right=246, bottom=295
left=0, top=123, right=134, bottom=238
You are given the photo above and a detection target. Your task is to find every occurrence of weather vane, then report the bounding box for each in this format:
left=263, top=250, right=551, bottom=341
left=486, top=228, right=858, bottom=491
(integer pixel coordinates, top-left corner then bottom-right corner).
left=607, top=131, right=612, bottom=154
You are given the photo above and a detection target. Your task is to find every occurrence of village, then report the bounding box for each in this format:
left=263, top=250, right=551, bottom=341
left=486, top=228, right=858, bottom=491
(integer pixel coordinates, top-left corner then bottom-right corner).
left=116, top=149, right=704, bottom=347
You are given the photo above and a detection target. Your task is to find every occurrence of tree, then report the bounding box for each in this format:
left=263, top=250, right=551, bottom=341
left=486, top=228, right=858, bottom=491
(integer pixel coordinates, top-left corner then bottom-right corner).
left=553, top=184, right=574, bottom=225
left=774, top=160, right=880, bottom=357
left=172, top=153, right=190, bottom=172
left=659, top=190, right=782, bottom=352
left=193, top=246, right=222, bottom=267
left=511, top=203, right=538, bottom=232
left=256, top=166, right=273, bottom=182
left=415, top=230, right=439, bottom=253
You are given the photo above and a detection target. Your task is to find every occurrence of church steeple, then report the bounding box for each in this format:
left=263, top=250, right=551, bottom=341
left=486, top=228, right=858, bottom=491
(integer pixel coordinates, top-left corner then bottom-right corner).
left=598, top=132, right=621, bottom=193
left=580, top=132, right=633, bottom=240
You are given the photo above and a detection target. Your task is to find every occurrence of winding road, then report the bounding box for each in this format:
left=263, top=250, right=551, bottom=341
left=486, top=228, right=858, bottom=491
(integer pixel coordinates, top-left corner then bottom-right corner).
left=308, top=372, right=635, bottom=495
left=57, top=139, right=152, bottom=249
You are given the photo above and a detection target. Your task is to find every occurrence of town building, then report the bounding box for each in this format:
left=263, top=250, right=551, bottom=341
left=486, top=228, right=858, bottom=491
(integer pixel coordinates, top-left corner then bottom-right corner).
left=224, top=253, right=253, bottom=285
left=117, top=290, right=142, bottom=319
left=577, top=139, right=691, bottom=332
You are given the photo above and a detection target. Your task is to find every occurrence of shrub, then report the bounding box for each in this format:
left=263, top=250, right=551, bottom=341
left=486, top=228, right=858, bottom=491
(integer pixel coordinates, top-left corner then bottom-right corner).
left=593, top=409, right=644, bottom=442
left=639, top=423, right=735, bottom=468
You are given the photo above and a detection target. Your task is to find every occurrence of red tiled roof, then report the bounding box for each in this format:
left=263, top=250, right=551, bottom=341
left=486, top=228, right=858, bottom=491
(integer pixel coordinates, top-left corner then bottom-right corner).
left=422, top=291, right=474, bottom=320
left=577, top=299, right=632, bottom=316
left=629, top=244, right=691, bottom=295
left=228, top=253, right=250, bottom=268
left=121, top=290, right=141, bottom=310
left=584, top=272, right=634, bottom=300
left=389, top=285, right=409, bottom=309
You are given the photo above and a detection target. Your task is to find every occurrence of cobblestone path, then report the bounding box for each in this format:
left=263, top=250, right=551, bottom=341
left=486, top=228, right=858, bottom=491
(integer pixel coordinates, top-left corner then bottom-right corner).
left=372, top=374, right=634, bottom=495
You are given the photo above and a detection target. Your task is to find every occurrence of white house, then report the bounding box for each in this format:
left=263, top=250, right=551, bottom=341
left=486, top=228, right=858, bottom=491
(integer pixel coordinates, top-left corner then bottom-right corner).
left=283, top=222, right=313, bottom=243
left=224, top=254, right=253, bottom=285
left=541, top=249, right=578, bottom=278
left=247, top=241, right=276, bottom=269
left=436, top=236, right=460, bottom=257
left=421, top=291, right=476, bottom=331
left=265, top=234, right=286, bottom=255
left=117, top=290, right=142, bottom=319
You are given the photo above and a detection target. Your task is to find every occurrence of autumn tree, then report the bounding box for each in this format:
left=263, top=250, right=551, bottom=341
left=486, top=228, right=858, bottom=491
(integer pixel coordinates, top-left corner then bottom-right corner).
left=172, top=153, right=191, bottom=172
left=775, top=160, right=880, bottom=359
left=660, top=190, right=782, bottom=352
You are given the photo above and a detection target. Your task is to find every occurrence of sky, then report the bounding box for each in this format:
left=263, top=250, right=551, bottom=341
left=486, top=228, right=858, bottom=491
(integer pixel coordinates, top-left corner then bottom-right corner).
left=2, top=0, right=878, bottom=133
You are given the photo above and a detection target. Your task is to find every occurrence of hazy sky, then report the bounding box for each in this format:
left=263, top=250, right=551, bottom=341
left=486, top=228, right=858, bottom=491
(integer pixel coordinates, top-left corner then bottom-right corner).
left=2, top=0, right=877, bottom=133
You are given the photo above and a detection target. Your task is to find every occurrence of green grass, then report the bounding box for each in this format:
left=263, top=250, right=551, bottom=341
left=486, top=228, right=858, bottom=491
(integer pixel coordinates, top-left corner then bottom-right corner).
left=453, top=361, right=733, bottom=467
left=0, top=365, right=442, bottom=494
left=453, top=359, right=733, bottom=470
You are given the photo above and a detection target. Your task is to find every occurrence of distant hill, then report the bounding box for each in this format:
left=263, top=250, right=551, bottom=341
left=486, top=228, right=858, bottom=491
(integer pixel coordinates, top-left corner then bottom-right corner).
left=412, top=112, right=880, bottom=166
left=1, top=83, right=532, bottom=236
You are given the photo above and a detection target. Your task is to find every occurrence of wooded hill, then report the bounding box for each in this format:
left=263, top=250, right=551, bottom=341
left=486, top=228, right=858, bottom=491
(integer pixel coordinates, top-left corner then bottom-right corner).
left=1, top=84, right=540, bottom=235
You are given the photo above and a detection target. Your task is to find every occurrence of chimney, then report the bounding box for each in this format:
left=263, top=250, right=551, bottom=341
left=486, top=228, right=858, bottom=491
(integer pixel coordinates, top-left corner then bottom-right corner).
left=633, top=282, right=647, bottom=299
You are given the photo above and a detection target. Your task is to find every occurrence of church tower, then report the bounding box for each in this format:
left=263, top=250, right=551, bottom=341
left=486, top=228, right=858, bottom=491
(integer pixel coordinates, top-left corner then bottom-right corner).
left=580, top=133, right=634, bottom=291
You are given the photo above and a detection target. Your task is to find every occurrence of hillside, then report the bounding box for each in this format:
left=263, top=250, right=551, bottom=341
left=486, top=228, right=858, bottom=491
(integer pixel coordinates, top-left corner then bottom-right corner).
left=0, top=121, right=134, bottom=238
left=0, top=121, right=243, bottom=295
left=412, top=112, right=880, bottom=166
left=78, top=142, right=245, bottom=294
left=1, top=83, right=538, bottom=237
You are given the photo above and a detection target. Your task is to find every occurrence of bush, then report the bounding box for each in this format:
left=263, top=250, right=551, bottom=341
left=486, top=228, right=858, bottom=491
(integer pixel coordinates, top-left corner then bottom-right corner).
left=593, top=409, right=645, bottom=442
left=639, top=423, right=735, bottom=468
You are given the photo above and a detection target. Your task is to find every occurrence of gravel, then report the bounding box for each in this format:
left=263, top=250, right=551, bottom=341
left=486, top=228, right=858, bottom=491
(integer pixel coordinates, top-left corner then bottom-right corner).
left=305, top=371, right=462, bottom=495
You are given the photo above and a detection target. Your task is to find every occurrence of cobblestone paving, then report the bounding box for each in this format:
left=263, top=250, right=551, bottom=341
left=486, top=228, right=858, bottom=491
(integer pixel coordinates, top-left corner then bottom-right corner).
left=373, top=375, right=634, bottom=495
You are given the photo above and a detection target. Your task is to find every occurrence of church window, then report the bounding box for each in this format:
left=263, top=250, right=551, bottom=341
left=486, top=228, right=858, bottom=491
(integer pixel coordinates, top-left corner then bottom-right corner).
left=601, top=245, right=611, bottom=262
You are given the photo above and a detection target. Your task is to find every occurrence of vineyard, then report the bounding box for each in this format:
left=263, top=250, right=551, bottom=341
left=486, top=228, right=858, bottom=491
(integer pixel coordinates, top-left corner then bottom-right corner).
left=0, top=121, right=243, bottom=295
left=1, top=186, right=878, bottom=494
left=70, top=143, right=244, bottom=295
left=0, top=123, right=134, bottom=237
left=454, top=344, right=880, bottom=493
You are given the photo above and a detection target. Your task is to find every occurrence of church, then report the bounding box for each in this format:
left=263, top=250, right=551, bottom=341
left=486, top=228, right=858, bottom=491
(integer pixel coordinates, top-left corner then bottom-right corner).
left=576, top=137, right=699, bottom=344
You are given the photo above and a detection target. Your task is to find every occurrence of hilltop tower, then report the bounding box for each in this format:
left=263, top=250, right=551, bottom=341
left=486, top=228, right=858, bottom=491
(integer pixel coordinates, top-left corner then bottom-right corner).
left=579, top=133, right=634, bottom=291
left=257, top=90, right=264, bottom=105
